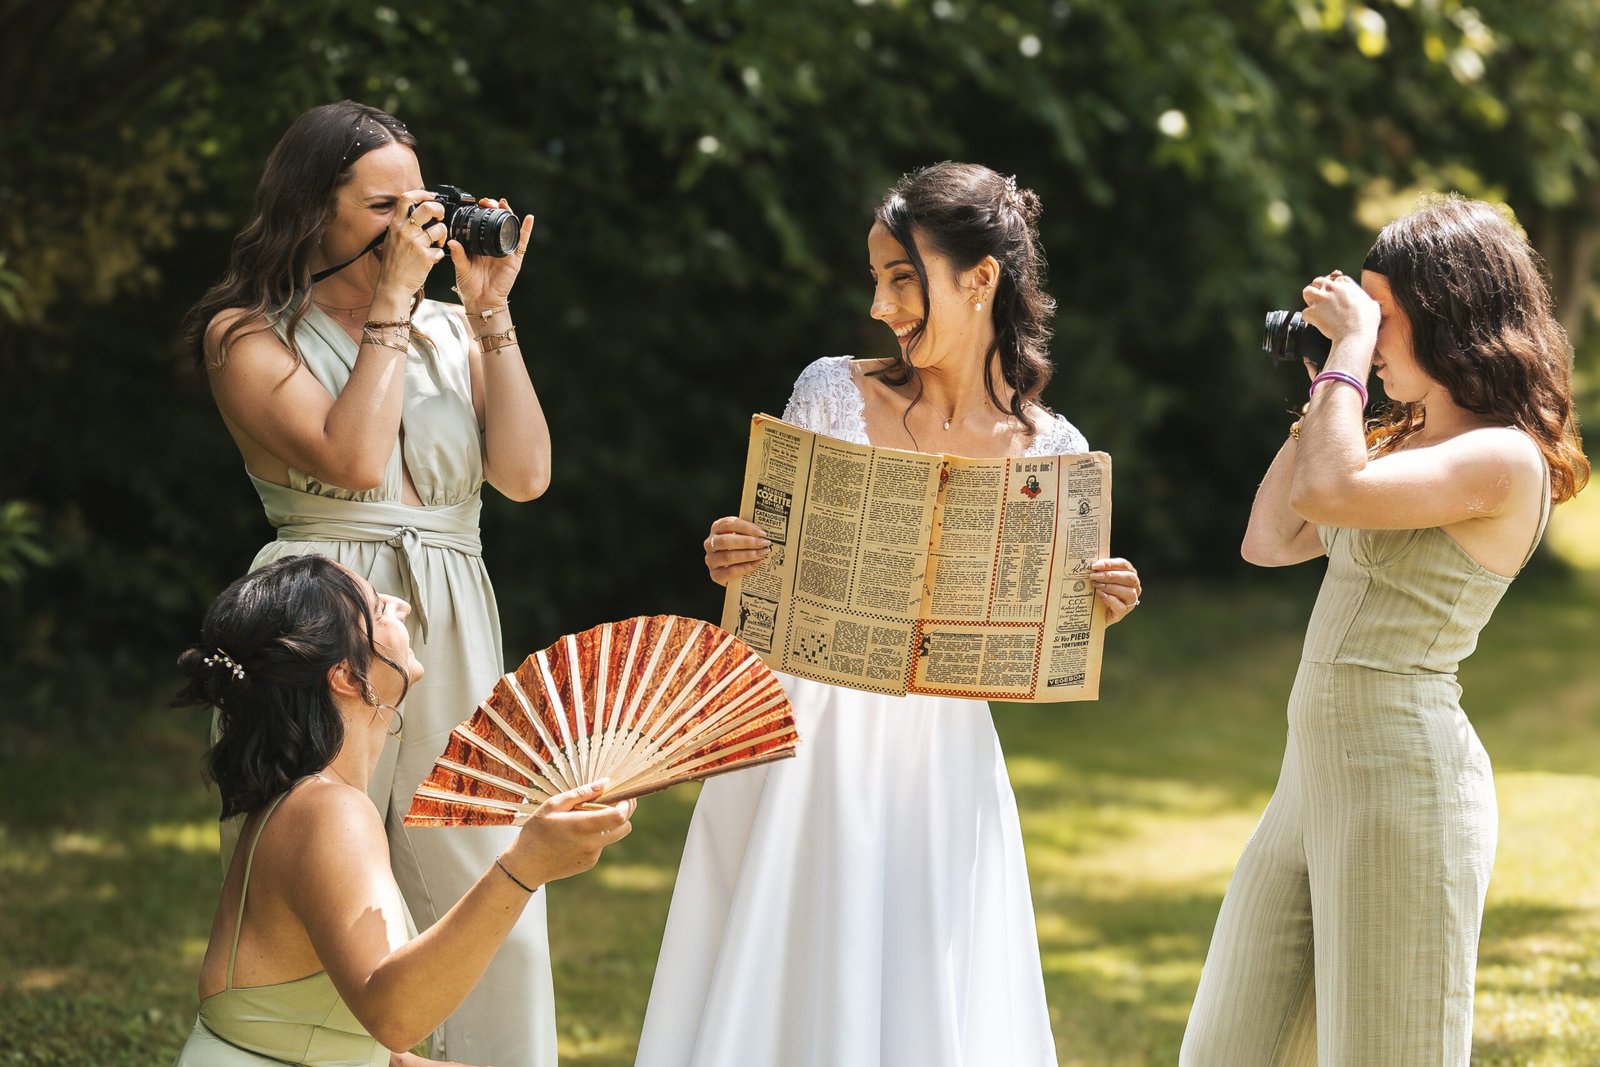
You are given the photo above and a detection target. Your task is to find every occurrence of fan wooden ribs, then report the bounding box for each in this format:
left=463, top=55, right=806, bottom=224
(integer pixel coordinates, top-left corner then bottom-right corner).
left=405, top=615, right=799, bottom=826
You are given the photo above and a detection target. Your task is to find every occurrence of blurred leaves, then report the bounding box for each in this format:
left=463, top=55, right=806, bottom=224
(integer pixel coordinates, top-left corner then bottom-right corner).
left=0, top=503, right=51, bottom=588
left=2, top=0, right=1598, bottom=729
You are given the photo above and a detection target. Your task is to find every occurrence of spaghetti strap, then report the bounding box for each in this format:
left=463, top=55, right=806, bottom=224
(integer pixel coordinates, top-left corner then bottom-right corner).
left=1516, top=455, right=1553, bottom=574
left=224, top=782, right=305, bottom=990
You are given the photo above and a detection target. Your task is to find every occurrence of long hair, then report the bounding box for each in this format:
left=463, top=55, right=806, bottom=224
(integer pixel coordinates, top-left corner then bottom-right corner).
left=174, top=556, right=410, bottom=819
left=182, top=100, right=417, bottom=370
left=873, top=162, right=1056, bottom=434
left=1362, top=195, right=1588, bottom=503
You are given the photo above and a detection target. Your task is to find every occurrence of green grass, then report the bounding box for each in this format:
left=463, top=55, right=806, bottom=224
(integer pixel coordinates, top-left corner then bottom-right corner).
left=3, top=570, right=1597, bottom=1066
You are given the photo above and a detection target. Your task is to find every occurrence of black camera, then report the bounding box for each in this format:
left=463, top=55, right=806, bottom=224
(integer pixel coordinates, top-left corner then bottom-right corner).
left=431, top=185, right=519, bottom=257
left=1262, top=310, right=1332, bottom=370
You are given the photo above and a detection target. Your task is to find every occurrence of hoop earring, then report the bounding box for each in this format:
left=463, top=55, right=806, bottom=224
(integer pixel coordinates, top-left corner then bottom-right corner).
left=369, top=700, right=405, bottom=740
left=381, top=703, right=405, bottom=740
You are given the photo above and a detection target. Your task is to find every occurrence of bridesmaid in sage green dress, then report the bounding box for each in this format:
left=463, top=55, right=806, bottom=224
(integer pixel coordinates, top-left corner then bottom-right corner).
left=170, top=556, right=632, bottom=1067
left=184, top=101, right=556, bottom=1067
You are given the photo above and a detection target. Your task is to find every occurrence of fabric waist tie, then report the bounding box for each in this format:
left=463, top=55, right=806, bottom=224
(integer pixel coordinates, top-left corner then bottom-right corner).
left=252, top=478, right=483, bottom=642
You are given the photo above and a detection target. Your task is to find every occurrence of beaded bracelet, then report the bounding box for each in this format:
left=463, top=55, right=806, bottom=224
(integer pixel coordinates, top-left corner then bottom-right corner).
left=1309, top=370, right=1369, bottom=408
left=363, top=318, right=411, bottom=331
left=479, top=326, right=519, bottom=352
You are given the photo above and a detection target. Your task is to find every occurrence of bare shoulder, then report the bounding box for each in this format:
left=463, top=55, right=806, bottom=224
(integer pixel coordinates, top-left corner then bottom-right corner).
left=204, top=307, right=292, bottom=375
left=1447, top=424, right=1546, bottom=476
left=265, top=778, right=388, bottom=859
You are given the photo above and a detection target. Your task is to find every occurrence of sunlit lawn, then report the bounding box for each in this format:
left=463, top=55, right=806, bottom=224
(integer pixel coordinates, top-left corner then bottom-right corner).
left=3, top=566, right=1596, bottom=1065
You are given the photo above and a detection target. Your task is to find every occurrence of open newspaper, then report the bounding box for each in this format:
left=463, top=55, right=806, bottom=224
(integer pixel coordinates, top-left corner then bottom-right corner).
left=720, top=414, right=1111, bottom=702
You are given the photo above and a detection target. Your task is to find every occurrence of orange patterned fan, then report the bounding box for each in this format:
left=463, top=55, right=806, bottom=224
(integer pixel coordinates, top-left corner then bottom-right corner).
left=405, top=615, right=798, bottom=825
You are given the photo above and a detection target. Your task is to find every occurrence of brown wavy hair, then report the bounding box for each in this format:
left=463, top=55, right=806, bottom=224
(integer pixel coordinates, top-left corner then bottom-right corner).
left=182, top=100, right=417, bottom=370
left=873, top=162, right=1056, bottom=436
left=1362, top=195, right=1588, bottom=503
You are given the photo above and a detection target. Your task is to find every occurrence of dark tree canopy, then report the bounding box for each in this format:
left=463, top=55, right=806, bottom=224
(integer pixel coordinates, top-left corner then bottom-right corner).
left=2, top=0, right=1595, bottom=726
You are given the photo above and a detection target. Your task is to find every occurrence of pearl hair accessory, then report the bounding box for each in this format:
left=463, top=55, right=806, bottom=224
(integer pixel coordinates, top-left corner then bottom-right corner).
left=204, top=649, right=246, bottom=681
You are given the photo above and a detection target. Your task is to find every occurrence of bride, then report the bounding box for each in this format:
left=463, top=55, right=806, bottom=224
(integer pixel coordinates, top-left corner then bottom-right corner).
left=635, top=162, right=1143, bottom=1067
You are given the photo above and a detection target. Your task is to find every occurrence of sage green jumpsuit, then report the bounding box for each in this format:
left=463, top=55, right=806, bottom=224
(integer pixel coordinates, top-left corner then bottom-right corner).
left=1182, top=475, right=1549, bottom=1066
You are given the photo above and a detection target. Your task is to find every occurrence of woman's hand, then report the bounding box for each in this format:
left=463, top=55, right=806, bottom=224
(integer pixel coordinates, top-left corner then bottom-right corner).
left=450, top=200, right=536, bottom=313
left=1091, top=557, right=1142, bottom=625
left=499, top=781, right=633, bottom=890
left=374, top=190, right=450, bottom=297
left=1299, top=269, right=1379, bottom=375
left=704, top=517, right=772, bottom=586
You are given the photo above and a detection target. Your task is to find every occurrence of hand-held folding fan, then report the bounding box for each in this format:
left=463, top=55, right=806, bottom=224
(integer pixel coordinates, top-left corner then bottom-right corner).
left=405, top=615, right=798, bottom=825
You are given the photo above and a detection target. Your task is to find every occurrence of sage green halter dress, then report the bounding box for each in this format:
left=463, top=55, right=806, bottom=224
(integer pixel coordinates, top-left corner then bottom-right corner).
left=176, top=788, right=388, bottom=1066
left=232, top=301, right=556, bottom=1066
left=1182, top=472, right=1551, bottom=1067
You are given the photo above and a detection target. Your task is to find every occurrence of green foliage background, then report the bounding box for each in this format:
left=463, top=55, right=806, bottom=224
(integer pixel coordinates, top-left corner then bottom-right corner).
left=3, top=0, right=1598, bottom=719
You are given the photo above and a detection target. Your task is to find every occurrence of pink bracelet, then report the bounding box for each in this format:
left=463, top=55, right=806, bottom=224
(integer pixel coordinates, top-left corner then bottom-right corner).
left=1310, top=370, right=1369, bottom=408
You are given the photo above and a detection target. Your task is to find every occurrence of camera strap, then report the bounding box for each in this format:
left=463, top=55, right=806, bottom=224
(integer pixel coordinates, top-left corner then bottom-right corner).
left=310, top=232, right=388, bottom=284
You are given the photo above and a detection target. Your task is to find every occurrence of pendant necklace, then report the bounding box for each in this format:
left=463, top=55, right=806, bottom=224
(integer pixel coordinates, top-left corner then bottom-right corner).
left=313, top=297, right=368, bottom=322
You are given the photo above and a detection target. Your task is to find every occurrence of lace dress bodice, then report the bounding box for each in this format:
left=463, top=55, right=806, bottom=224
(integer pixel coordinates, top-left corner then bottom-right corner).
left=780, top=355, right=1089, bottom=455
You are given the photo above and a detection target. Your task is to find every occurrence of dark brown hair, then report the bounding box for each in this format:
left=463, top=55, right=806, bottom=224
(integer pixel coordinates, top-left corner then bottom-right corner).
left=182, top=100, right=417, bottom=370
left=1362, top=194, right=1588, bottom=503
left=873, top=162, right=1056, bottom=434
left=174, top=555, right=410, bottom=818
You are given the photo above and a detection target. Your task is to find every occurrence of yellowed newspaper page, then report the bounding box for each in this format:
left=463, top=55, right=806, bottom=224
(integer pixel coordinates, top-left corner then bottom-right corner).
left=908, top=451, right=1111, bottom=702
left=721, top=415, right=941, bottom=695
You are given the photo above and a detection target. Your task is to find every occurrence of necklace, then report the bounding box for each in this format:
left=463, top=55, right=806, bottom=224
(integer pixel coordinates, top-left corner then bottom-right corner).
left=312, top=297, right=369, bottom=322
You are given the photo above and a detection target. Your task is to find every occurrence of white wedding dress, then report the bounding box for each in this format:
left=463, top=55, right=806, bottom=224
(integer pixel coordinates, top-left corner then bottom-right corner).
left=635, top=357, right=1088, bottom=1067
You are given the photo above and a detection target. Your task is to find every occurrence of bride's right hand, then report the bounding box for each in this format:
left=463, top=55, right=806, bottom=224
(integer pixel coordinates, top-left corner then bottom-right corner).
left=704, top=517, right=771, bottom=586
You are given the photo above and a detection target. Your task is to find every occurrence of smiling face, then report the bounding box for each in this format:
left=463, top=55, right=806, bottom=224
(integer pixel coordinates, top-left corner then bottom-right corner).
left=1361, top=270, right=1435, bottom=404
left=866, top=221, right=992, bottom=370
left=314, top=141, right=424, bottom=281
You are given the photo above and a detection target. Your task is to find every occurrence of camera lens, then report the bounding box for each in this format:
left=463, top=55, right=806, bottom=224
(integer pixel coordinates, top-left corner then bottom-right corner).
left=448, top=205, right=519, bottom=258
left=1262, top=310, right=1332, bottom=369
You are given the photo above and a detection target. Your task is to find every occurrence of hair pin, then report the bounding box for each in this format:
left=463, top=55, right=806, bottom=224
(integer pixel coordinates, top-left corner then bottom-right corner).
left=204, top=648, right=247, bottom=681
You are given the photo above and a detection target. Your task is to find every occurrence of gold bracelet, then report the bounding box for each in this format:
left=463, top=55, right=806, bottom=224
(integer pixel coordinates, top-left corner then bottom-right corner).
left=361, top=330, right=410, bottom=353
left=479, top=326, right=519, bottom=352
left=469, top=304, right=510, bottom=323
left=1287, top=401, right=1309, bottom=440
left=363, top=318, right=411, bottom=331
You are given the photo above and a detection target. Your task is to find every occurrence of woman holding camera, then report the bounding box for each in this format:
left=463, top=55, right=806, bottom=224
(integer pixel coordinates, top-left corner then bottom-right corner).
left=172, top=555, right=632, bottom=1067
left=184, top=101, right=554, bottom=1066
left=1181, top=196, right=1588, bottom=1065
left=637, top=162, right=1144, bottom=1066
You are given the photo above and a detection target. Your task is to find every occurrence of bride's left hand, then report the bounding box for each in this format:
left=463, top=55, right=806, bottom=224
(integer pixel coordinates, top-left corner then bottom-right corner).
left=449, top=199, right=535, bottom=311
left=1091, top=557, right=1142, bottom=625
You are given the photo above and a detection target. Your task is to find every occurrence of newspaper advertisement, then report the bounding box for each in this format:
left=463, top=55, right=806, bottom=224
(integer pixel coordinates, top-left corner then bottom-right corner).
left=720, top=414, right=1111, bottom=702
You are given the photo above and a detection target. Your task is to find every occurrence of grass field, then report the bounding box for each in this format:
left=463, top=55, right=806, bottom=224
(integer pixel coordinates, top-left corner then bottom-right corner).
left=2, top=566, right=1596, bottom=1065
